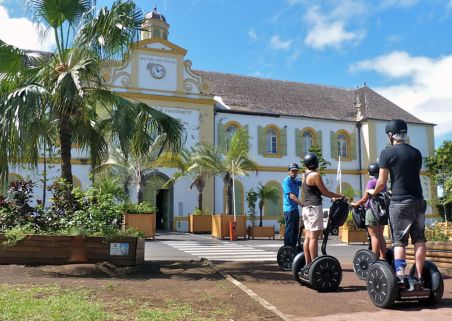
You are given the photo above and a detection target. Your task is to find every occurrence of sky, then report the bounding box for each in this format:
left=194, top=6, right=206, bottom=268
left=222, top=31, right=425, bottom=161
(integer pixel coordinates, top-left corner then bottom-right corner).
left=1, top=0, right=451, bottom=148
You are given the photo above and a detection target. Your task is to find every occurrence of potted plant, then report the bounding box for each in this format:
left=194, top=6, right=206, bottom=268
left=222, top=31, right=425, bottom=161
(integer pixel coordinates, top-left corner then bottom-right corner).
left=188, top=208, right=213, bottom=233
left=339, top=211, right=367, bottom=244
left=245, top=188, right=258, bottom=239
left=123, top=202, right=157, bottom=239
left=246, top=184, right=277, bottom=239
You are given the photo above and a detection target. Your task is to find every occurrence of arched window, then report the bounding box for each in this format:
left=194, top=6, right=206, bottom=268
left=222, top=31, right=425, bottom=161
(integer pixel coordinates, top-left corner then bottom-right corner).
left=337, top=134, right=348, bottom=158
left=302, top=131, right=313, bottom=155
left=266, top=128, right=277, bottom=154
left=226, top=124, right=238, bottom=150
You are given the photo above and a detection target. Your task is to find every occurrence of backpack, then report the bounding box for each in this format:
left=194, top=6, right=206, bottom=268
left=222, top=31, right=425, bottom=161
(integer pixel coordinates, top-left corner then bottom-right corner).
left=369, top=192, right=390, bottom=225
left=329, top=199, right=349, bottom=227
left=352, top=205, right=366, bottom=229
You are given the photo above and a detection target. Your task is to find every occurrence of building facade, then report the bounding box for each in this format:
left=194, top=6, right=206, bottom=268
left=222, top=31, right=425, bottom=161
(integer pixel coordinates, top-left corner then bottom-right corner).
left=8, top=7, right=437, bottom=231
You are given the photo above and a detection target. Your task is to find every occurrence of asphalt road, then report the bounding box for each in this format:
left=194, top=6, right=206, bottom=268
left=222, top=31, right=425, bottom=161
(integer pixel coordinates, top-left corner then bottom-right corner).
left=146, top=232, right=452, bottom=321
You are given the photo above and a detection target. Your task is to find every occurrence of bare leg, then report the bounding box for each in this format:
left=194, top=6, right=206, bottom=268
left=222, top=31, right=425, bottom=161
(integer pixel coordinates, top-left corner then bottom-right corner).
left=378, top=225, right=387, bottom=260
left=303, top=232, right=312, bottom=265
left=309, top=230, right=322, bottom=262
left=367, top=225, right=380, bottom=258
left=414, top=242, right=426, bottom=278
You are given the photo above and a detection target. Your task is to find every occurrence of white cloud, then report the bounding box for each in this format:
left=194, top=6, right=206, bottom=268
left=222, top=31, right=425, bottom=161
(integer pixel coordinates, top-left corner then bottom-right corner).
left=378, top=0, right=418, bottom=9
left=0, top=4, right=54, bottom=51
left=270, top=35, right=292, bottom=50
left=248, top=28, right=257, bottom=41
left=350, top=51, right=452, bottom=137
left=304, top=6, right=365, bottom=50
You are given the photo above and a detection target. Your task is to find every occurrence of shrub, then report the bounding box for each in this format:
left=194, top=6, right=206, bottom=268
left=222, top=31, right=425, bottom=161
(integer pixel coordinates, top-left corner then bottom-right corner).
left=123, top=202, right=156, bottom=214
left=192, top=208, right=212, bottom=215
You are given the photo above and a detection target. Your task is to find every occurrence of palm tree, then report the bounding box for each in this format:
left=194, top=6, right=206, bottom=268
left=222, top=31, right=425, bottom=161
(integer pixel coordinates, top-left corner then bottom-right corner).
left=163, top=146, right=215, bottom=211
left=0, top=1, right=183, bottom=187
left=94, top=134, right=177, bottom=203
left=256, top=184, right=279, bottom=227
left=191, top=128, right=256, bottom=215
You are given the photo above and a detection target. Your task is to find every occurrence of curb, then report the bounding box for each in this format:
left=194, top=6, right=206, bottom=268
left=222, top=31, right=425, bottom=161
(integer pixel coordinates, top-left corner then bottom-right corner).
left=205, top=259, right=292, bottom=321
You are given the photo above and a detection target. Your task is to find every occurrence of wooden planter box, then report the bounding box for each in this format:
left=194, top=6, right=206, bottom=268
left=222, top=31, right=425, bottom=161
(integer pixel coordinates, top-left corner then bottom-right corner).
left=247, top=226, right=275, bottom=239
left=340, top=227, right=367, bottom=244
left=0, top=235, right=144, bottom=266
left=279, top=224, right=285, bottom=239
left=211, top=215, right=246, bottom=240
left=123, top=213, right=156, bottom=239
left=406, top=241, right=452, bottom=275
left=189, top=214, right=212, bottom=233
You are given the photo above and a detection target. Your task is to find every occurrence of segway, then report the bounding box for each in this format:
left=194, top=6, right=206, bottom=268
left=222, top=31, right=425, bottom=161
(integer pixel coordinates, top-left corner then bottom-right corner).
left=366, top=197, right=444, bottom=308
left=351, top=204, right=394, bottom=280
left=277, top=223, right=304, bottom=271
left=291, top=199, right=349, bottom=292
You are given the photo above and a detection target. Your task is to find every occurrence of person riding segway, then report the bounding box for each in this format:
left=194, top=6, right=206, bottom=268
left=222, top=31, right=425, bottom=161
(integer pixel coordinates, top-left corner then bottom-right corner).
left=291, top=152, right=348, bottom=292
left=277, top=163, right=303, bottom=270
left=365, top=119, right=443, bottom=307
left=351, top=163, right=391, bottom=280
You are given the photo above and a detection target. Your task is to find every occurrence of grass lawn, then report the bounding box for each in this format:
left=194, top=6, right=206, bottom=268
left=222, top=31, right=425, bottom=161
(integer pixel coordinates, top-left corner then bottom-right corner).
left=0, top=284, right=230, bottom=321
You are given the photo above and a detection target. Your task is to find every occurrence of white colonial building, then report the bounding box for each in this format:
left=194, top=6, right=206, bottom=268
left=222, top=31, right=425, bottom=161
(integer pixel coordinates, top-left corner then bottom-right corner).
left=8, top=7, right=437, bottom=231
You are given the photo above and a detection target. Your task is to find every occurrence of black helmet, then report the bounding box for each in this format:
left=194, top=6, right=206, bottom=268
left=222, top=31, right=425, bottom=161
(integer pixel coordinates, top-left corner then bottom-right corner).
left=385, top=119, right=407, bottom=135
left=368, top=163, right=379, bottom=177
left=303, top=152, right=319, bottom=170
left=288, top=162, right=299, bottom=171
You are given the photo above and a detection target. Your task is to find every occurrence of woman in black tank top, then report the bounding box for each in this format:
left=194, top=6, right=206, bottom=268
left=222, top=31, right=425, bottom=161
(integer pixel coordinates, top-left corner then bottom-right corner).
left=301, top=152, right=343, bottom=271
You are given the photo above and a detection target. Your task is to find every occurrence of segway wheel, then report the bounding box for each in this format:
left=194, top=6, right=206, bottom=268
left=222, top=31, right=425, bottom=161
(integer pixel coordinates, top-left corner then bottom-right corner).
left=410, top=260, right=444, bottom=305
left=277, top=246, right=298, bottom=271
left=367, top=262, right=398, bottom=308
left=309, top=255, right=342, bottom=292
left=353, top=249, right=378, bottom=281
left=291, top=252, right=306, bottom=285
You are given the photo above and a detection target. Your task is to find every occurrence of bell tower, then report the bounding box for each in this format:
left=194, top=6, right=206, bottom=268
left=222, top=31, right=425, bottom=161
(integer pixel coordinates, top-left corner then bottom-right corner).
left=141, top=6, right=170, bottom=40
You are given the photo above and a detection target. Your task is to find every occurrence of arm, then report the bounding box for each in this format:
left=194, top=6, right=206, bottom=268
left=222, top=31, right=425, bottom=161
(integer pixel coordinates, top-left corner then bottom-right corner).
left=351, top=193, right=369, bottom=207
left=314, top=174, right=342, bottom=199
left=370, top=168, right=389, bottom=196
left=289, top=193, right=303, bottom=207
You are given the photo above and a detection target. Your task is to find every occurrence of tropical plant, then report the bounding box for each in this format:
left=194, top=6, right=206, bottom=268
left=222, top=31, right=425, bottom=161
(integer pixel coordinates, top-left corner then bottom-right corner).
left=246, top=188, right=258, bottom=227
left=426, top=140, right=452, bottom=221
left=256, top=184, right=279, bottom=227
left=163, top=146, right=215, bottom=211
left=122, top=201, right=156, bottom=214
left=190, top=128, right=257, bottom=215
left=0, top=0, right=183, bottom=188
left=94, top=134, right=178, bottom=203
left=300, top=145, right=330, bottom=176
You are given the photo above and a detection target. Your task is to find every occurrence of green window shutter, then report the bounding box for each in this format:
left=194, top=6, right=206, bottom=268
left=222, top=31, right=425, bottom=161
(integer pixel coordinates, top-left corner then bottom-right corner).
left=350, top=132, right=357, bottom=159
left=217, top=121, right=226, bottom=152
left=258, top=126, right=265, bottom=155
left=330, top=131, right=337, bottom=159
left=316, top=130, right=323, bottom=150
left=280, top=127, right=287, bottom=156
left=295, top=129, right=302, bottom=157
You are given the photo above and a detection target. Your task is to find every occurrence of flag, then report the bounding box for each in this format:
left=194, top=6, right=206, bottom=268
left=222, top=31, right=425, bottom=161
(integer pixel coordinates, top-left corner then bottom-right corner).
left=336, top=155, right=342, bottom=181
left=337, top=156, right=342, bottom=194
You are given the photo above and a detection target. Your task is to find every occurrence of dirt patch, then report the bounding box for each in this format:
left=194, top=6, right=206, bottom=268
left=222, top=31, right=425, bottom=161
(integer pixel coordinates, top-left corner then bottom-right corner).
left=0, top=260, right=282, bottom=321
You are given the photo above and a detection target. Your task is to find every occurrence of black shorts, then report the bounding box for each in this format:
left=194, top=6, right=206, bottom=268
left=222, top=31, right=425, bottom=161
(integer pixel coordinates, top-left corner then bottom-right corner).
left=389, top=198, right=426, bottom=247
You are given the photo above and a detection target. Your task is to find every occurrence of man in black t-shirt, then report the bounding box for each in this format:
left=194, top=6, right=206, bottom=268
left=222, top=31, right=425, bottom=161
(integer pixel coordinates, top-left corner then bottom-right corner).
left=370, top=119, right=426, bottom=286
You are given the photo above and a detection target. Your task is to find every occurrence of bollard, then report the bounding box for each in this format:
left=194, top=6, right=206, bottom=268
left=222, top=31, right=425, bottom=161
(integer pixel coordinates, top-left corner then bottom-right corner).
left=229, top=221, right=237, bottom=241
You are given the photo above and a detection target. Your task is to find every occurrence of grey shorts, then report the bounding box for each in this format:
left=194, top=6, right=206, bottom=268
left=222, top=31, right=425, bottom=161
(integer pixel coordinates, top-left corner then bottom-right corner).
left=302, top=205, right=324, bottom=231
left=389, top=198, right=426, bottom=247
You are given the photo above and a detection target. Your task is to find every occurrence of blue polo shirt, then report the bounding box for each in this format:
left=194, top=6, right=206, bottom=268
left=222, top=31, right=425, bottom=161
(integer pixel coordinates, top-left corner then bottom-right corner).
left=282, top=176, right=301, bottom=212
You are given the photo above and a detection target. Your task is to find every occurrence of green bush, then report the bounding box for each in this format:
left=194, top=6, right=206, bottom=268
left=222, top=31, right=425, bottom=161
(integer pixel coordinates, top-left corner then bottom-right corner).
left=123, top=202, right=156, bottom=214
left=192, top=208, right=212, bottom=215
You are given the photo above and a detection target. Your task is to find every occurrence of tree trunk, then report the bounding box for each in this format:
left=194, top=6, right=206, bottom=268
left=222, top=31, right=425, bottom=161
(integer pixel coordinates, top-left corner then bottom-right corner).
left=259, top=206, right=263, bottom=227
left=137, top=180, right=144, bottom=204
left=197, top=191, right=203, bottom=211
left=224, top=173, right=232, bottom=215
left=59, top=117, right=73, bottom=186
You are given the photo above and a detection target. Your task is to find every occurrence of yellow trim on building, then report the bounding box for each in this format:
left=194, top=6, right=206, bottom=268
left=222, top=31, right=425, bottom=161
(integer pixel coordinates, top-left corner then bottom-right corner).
left=334, top=129, right=352, bottom=161
left=263, top=124, right=282, bottom=158
left=300, top=127, right=318, bottom=146
left=120, top=92, right=214, bottom=105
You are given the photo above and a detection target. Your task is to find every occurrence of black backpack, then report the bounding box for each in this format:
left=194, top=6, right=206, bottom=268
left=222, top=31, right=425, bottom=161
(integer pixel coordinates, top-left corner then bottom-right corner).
left=352, top=205, right=366, bottom=229
left=329, top=199, right=349, bottom=227
left=369, top=193, right=390, bottom=225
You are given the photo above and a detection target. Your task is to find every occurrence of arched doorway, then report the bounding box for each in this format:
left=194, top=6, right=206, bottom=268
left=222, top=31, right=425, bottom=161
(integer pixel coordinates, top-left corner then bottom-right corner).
left=143, top=172, right=173, bottom=230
